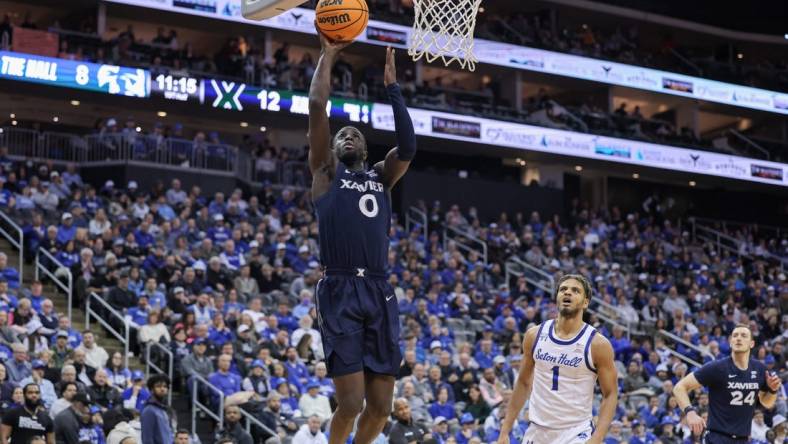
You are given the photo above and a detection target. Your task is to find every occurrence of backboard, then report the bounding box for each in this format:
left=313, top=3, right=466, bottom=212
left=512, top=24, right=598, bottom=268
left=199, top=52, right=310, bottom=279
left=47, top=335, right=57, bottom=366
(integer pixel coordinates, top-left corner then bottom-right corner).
left=242, top=0, right=306, bottom=20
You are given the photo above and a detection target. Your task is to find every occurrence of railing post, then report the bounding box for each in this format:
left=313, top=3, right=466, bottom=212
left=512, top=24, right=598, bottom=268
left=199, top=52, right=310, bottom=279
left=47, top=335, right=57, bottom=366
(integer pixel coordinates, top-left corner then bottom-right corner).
left=167, top=346, right=173, bottom=406
left=145, top=343, right=151, bottom=379
left=124, top=320, right=130, bottom=369
left=191, top=378, right=197, bottom=437
left=85, top=294, right=91, bottom=331
left=66, top=273, right=72, bottom=322
left=34, top=251, right=39, bottom=282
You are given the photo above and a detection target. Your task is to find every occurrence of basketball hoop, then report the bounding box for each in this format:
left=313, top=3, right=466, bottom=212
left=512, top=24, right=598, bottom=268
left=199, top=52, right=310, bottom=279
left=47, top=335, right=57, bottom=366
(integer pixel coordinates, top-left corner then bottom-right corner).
left=408, top=0, right=483, bottom=71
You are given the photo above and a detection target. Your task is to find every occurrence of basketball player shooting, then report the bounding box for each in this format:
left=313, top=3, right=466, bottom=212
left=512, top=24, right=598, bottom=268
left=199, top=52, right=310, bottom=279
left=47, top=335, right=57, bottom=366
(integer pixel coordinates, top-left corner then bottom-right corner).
left=673, top=324, right=782, bottom=443
left=307, top=27, right=416, bottom=444
left=498, top=274, right=619, bottom=444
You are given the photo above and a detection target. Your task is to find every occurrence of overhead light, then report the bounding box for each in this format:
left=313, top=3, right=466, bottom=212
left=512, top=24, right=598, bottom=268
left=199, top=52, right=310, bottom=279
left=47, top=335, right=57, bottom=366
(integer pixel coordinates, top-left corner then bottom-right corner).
left=70, top=100, right=80, bottom=106
left=135, top=126, right=142, bottom=132
left=785, top=33, right=788, bottom=39
left=9, top=113, right=15, bottom=119
left=632, top=173, right=639, bottom=179
left=157, top=111, right=167, bottom=117
left=259, top=126, right=267, bottom=132
left=574, top=165, right=583, bottom=172
left=478, top=7, right=484, bottom=13
left=240, top=121, right=249, bottom=128
left=0, top=128, right=3, bottom=133
left=736, top=53, right=743, bottom=59
left=689, top=180, right=696, bottom=187
left=11, top=120, right=17, bottom=126
left=52, top=116, right=59, bottom=122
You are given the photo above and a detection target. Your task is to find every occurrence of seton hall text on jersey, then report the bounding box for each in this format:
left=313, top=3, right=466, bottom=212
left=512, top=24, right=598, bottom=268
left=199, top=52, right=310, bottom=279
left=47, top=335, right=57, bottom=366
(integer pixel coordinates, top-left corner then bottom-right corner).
left=340, top=179, right=384, bottom=193
left=727, top=381, right=759, bottom=390
left=535, top=348, right=583, bottom=367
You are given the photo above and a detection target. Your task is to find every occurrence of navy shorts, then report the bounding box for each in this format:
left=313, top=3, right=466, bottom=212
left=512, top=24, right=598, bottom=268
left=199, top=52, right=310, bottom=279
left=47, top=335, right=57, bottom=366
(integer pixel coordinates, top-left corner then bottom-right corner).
left=703, top=430, right=749, bottom=444
left=315, top=269, right=401, bottom=378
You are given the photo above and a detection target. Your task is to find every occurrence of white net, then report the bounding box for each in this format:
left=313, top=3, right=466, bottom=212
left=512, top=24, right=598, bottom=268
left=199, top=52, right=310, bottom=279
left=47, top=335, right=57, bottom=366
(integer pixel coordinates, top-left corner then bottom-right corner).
left=408, top=0, right=483, bottom=71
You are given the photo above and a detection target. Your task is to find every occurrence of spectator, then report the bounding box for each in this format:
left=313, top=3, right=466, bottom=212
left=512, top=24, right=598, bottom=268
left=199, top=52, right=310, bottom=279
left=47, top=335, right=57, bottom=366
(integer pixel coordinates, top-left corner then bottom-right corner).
left=292, top=415, right=327, bottom=444
left=50, top=381, right=78, bottom=419
left=88, top=369, right=121, bottom=411
left=53, top=391, right=91, bottom=444
left=138, top=310, right=170, bottom=347
left=298, top=379, right=331, bottom=423
left=1, top=383, right=54, bottom=443
left=208, top=354, right=242, bottom=406
left=215, top=404, right=253, bottom=444
left=5, top=344, right=31, bottom=384
left=121, top=371, right=150, bottom=411
left=19, top=360, right=56, bottom=410
left=0, top=253, right=19, bottom=289
left=76, top=331, right=109, bottom=369
left=388, top=397, right=430, bottom=444
left=140, top=374, right=172, bottom=444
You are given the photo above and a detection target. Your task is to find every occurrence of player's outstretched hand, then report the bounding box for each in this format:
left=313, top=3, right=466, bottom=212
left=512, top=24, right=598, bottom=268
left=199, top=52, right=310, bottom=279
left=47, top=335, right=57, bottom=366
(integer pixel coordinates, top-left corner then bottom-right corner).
left=686, top=410, right=706, bottom=437
left=766, top=371, right=782, bottom=393
left=315, top=21, right=352, bottom=57
left=384, top=46, right=397, bottom=86
left=495, top=435, right=509, bottom=444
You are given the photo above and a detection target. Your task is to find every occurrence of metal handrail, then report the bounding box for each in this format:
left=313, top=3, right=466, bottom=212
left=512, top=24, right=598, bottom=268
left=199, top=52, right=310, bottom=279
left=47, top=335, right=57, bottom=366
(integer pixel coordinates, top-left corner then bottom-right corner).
left=443, top=224, right=488, bottom=265
left=85, top=292, right=135, bottom=368
left=658, top=329, right=714, bottom=361
left=145, top=342, right=174, bottom=406
left=662, top=345, right=703, bottom=369
left=35, top=247, right=73, bottom=322
left=689, top=216, right=786, bottom=239
left=729, top=129, right=770, bottom=160
left=405, top=206, right=428, bottom=244
left=586, top=307, right=631, bottom=340
left=691, top=218, right=786, bottom=271
left=239, top=405, right=277, bottom=438
left=0, top=210, right=24, bottom=281
left=589, top=295, right=633, bottom=338
left=191, top=373, right=224, bottom=436
left=505, top=256, right=554, bottom=294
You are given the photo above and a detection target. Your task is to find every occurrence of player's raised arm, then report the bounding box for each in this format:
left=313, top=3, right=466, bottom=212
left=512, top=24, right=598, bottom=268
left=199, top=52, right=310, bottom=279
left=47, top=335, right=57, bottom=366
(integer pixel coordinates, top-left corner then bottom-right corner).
left=497, top=325, right=538, bottom=443
left=375, top=47, right=416, bottom=188
left=587, top=334, right=618, bottom=444
left=308, top=24, right=350, bottom=176
left=673, top=372, right=706, bottom=435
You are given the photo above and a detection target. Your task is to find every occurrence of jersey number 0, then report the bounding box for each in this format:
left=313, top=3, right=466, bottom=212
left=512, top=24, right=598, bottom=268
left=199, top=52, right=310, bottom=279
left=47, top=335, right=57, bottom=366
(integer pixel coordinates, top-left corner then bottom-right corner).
left=358, top=194, right=379, bottom=218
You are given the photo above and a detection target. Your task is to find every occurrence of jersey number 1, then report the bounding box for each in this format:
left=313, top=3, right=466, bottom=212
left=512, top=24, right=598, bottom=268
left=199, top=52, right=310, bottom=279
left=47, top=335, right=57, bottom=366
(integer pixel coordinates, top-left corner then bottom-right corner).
left=359, top=194, right=379, bottom=218
left=551, top=366, right=560, bottom=391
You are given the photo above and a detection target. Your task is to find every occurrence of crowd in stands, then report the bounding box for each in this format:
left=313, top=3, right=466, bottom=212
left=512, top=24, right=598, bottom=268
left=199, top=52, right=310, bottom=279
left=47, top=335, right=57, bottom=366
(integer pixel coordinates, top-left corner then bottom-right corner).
left=0, top=144, right=784, bottom=444
left=2, top=8, right=784, bottom=161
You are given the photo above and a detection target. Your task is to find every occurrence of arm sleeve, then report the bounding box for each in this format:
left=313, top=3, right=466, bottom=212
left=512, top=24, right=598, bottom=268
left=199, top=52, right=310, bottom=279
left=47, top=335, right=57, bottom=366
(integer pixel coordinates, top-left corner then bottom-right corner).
left=386, top=83, right=416, bottom=161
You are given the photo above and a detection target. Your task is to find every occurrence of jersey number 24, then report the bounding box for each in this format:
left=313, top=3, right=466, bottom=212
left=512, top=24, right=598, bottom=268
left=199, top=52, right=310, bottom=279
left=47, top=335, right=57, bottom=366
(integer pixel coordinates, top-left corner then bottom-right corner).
left=730, top=390, right=755, bottom=406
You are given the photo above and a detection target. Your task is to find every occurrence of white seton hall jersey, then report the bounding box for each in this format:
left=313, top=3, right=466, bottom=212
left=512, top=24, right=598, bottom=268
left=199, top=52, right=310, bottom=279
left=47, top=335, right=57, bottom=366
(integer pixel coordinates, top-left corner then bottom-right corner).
left=529, top=319, right=598, bottom=430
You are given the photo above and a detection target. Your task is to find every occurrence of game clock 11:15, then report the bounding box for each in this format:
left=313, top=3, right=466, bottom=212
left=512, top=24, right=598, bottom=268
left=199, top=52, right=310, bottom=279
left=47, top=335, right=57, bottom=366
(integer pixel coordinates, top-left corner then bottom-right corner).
left=153, top=74, right=199, bottom=102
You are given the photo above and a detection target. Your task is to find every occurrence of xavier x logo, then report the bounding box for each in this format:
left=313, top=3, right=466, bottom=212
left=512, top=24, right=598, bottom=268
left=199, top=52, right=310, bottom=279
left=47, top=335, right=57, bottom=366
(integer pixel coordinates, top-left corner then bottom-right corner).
left=210, top=79, right=245, bottom=111
left=356, top=268, right=366, bottom=277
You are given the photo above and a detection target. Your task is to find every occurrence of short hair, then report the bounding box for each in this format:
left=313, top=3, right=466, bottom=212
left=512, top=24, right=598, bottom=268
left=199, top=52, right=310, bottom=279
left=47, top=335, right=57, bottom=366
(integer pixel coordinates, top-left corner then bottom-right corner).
left=147, top=373, right=171, bottom=390
left=175, top=429, right=190, bottom=436
left=23, top=383, right=39, bottom=395
left=555, top=274, right=592, bottom=300
left=731, top=324, right=753, bottom=337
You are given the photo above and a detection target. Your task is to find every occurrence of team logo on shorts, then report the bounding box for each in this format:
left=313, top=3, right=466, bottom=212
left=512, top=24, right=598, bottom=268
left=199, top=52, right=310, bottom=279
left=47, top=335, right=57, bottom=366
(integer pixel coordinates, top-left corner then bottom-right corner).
left=577, top=432, right=588, bottom=439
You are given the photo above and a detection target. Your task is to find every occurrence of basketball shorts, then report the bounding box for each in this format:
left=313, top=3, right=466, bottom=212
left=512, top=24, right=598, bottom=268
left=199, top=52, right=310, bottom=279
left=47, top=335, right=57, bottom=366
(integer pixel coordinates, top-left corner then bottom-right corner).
left=703, top=430, right=749, bottom=443
left=522, top=420, right=595, bottom=444
left=315, top=268, right=401, bottom=378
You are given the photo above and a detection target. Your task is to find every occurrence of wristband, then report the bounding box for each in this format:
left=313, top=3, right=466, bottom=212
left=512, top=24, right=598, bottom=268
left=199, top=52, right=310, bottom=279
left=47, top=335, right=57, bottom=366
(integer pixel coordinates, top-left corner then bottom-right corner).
left=683, top=406, right=697, bottom=415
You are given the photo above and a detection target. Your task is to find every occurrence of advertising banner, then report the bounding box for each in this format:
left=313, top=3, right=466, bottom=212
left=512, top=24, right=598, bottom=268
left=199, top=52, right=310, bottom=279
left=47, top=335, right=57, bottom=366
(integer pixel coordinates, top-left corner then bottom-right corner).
left=104, top=0, right=788, bottom=115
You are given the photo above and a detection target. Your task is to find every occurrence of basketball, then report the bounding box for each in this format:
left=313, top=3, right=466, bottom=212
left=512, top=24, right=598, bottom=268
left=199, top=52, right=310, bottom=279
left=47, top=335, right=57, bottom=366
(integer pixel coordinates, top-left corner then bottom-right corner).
left=315, top=0, right=368, bottom=42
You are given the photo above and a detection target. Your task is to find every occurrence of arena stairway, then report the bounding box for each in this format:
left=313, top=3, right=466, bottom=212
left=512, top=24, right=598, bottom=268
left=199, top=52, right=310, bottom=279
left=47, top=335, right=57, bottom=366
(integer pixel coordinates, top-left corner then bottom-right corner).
left=0, top=239, right=144, bottom=370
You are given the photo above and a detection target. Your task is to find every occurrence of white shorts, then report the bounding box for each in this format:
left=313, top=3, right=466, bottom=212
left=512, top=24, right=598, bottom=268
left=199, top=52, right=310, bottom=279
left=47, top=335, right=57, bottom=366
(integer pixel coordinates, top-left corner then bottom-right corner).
left=522, top=420, right=596, bottom=444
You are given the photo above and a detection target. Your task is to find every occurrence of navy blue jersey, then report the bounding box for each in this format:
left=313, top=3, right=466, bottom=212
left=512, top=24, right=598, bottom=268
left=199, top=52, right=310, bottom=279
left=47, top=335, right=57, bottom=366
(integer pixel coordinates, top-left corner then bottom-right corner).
left=693, top=357, right=767, bottom=438
left=314, top=162, right=391, bottom=272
